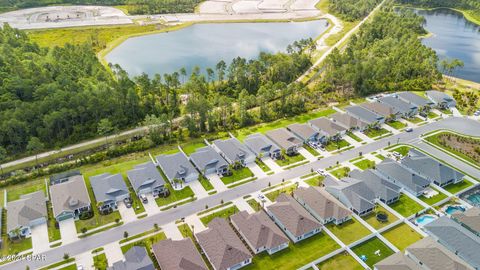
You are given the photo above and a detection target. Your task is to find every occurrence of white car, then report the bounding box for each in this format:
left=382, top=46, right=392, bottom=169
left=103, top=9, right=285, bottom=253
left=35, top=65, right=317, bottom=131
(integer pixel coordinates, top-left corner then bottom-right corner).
left=316, top=169, right=326, bottom=175
left=405, top=127, right=413, bottom=132
left=258, top=194, right=266, bottom=202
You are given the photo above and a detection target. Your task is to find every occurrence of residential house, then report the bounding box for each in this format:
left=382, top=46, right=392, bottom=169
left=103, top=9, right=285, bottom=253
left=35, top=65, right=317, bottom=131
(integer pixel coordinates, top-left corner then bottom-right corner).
left=266, top=193, right=321, bottom=243
left=308, top=117, right=346, bottom=141
left=378, top=96, right=418, bottom=118
left=401, top=149, right=464, bottom=187
left=330, top=112, right=369, bottom=131
left=7, top=191, right=46, bottom=239
left=189, top=146, right=229, bottom=176
left=50, top=170, right=82, bottom=185
left=108, top=246, right=155, bottom=270
left=349, top=169, right=401, bottom=204
left=231, top=210, right=290, bottom=255
left=360, top=102, right=400, bottom=121
left=50, top=174, right=91, bottom=221
left=90, top=173, right=130, bottom=212
left=156, top=152, right=199, bottom=186
left=375, top=158, right=431, bottom=197
left=153, top=238, right=208, bottom=270
left=451, top=207, right=480, bottom=237
left=293, top=186, right=352, bottom=225
left=374, top=236, right=475, bottom=270
left=426, top=90, right=456, bottom=109
left=265, top=128, right=303, bottom=155
left=324, top=176, right=376, bottom=216
left=344, top=105, right=385, bottom=128
left=127, top=162, right=168, bottom=198
left=195, top=218, right=252, bottom=270
left=244, top=133, right=281, bottom=159
left=424, top=216, right=480, bottom=268
left=397, top=92, right=434, bottom=112
left=287, top=123, right=325, bottom=145
left=213, top=138, right=256, bottom=166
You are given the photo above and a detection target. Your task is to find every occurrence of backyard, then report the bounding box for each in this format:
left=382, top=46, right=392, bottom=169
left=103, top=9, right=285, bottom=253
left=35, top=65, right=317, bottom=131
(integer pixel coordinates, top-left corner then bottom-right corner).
left=180, top=141, right=207, bottom=156
left=221, top=167, right=254, bottom=185
left=316, top=253, right=363, bottom=270
left=326, top=218, right=371, bottom=245
left=362, top=205, right=398, bottom=230
left=381, top=223, right=423, bottom=251
left=419, top=187, right=448, bottom=205
left=443, top=179, right=474, bottom=194
left=351, top=237, right=394, bottom=268
left=389, top=195, right=424, bottom=218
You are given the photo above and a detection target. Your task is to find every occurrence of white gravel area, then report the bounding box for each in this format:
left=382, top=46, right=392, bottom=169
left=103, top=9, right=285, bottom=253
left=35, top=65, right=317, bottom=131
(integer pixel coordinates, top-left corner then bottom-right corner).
left=291, top=0, right=318, bottom=10
left=257, top=0, right=290, bottom=11
left=232, top=0, right=262, bottom=14
left=198, top=0, right=231, bottom=14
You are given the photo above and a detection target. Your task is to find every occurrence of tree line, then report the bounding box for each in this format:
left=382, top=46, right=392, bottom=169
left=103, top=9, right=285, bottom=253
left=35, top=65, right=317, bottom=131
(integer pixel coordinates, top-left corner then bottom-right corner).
left=395, top=0, right=480, bottom=23
left=329, top=0, right=383, bottom=21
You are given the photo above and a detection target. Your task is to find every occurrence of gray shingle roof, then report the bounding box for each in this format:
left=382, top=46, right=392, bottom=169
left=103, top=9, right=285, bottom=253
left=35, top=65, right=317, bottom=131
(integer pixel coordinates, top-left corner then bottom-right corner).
left=50, top=175, right=91, bottom=218
left=90, top=173, right=129, bottom=204
left=108, top=246, right=155, bottom=270
left=426, top=90, right=456, bottom=106
left=345, top=105, right=384, bottom=124
left=379, top=96, right=417, bottom=114
left=330, top=112, right=369, bottom=130
left=287, top=123, right=320, bottom=141
left=267, top=193, right=320, bottom=238
left=213, top=138, right=254, bottom=163
left=361, top=102, right=397, bottom=118
left=401, top=149, right=464, bottom=186
left=293, top=186, right=351, bottom=222
left=324, top=176, right=375, bottom=214
left=397, top=92, right=433, bottom=107
left=127, top=162, right=165, bottom=192
left=153, top=238, right=208, bottom=270
left=231, top=210, right=289, bottom=252
left=189, top=146, right=228, bottom=173
left=156, top=152, right=198, bottom=182
left=308, top=117, right=346, bottom=137
left=349, top=169, right=401, bottom=203
left=244, top=133, right=280, bottom=156
left=452, top=207, right=480, bottom=236
left=7, top=191, right=46, bottom=232
left=375, top=158, right=431, bottom=195
left=195, top=218, right=251, bottom=270
left=265, top=128, right=303, bottom=150
left=424, top=216, right=480, bottom=268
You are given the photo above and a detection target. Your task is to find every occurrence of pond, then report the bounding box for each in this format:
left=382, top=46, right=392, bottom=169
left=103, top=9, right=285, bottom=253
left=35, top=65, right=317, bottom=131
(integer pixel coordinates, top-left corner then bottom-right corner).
left=416, top=8, right=480, bottom=83
left=105, top=20, right=329, bottom=77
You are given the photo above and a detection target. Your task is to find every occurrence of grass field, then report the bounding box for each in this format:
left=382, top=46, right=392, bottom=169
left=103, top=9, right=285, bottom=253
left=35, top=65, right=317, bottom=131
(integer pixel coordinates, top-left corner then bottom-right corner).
left=381, top=223, right=423, bottom=251
left=6, top=178, right=46, bottom=202
left=326, top=218, right=371, bottom=245
left=362, top=205, right=398, bottom=230
left=353, top=159, right=375, bottom=170
left=180, top=141, right=207, bottom=156
left=316, top=253, right=363, bottom=270
left=1, top=237, right=32, bottom=256
left=351, top=237, right=394, bottom=268
left=200, top=205, right=239, bottom=226
left=389, top=195, right=424, bottom=218
left=221, top=167, right=254, bottom=185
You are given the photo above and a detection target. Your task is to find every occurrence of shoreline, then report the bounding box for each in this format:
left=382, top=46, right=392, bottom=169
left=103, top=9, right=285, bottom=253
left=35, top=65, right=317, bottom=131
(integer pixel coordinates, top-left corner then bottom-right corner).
left=394, top=5, right=480, bottom=26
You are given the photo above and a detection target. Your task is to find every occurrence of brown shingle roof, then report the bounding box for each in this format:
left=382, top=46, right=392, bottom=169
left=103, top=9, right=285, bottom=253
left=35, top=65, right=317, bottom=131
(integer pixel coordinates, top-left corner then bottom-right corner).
left=50, top=175, right=91, bottom=218
left=330, top=112, right=369, bottom=130
left=309, top=117, right=346, bottom=137
left=195, top=218, right=251, bottom=270
left=294, top=187, right=351, bottom=222
left=452, top=207, right=480, bottom=235
left=152, top=238, right=208, bottom=270
left=231, top=211, right=289, bottom=252
left=361, top=102, right=396, bottom=117
left=267, top=194, right=320, bottom=238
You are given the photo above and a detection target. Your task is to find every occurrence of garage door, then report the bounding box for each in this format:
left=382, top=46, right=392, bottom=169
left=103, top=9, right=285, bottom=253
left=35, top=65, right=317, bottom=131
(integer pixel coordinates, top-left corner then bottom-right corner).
left=57, top=212, right=74, bottom=222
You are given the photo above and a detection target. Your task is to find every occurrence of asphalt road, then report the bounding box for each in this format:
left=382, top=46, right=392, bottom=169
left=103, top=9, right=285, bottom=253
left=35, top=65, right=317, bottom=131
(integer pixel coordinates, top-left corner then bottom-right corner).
left=3, top=117, right=480, bottom=270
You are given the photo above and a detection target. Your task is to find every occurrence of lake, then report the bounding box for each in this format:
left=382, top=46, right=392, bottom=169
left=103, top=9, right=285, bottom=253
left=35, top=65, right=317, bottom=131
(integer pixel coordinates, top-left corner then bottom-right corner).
left=105, top=20, right=329, bottom=77
left=416, top=8, right=480, bottom=83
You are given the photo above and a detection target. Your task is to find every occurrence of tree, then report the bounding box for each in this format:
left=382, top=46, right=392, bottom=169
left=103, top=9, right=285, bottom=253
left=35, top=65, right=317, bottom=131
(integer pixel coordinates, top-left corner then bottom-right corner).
left=63, top=253, right=70, bottom=260
left=0, top=146, right=6, bottom=175
left=26, top=137, right=44, bottom=167
left=97, top=118, right=114, bottom=146
left=123, top=231, right=129, bottom=239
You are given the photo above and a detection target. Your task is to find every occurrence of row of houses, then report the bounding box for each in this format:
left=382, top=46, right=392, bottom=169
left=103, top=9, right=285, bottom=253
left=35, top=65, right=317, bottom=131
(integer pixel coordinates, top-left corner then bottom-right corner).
left=324, top=149, right=465, bottom=216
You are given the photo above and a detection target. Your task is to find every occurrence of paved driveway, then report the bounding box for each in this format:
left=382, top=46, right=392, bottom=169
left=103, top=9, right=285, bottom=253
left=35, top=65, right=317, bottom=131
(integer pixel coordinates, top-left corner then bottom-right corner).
left=247, top=163, right=266, bottom=178
left=76, top=251, right=94, bottom=270
left=59, top=218, right=78, bottom=244
left=31, top=223, right=49, bottom=254
left=207, top=174, right=227, bottom=192
left=143, top=194, right=160, bottom=215
left=118, top=202, right=136, bottom=223
left=263, top=158, right=283, bottom=173
left=188, top=180, right=209, bottom=199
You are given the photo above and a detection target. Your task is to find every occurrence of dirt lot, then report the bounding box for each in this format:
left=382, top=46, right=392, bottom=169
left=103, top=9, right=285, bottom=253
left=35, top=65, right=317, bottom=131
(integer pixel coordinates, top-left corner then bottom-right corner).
left=438, top=133, right=480, bottom=163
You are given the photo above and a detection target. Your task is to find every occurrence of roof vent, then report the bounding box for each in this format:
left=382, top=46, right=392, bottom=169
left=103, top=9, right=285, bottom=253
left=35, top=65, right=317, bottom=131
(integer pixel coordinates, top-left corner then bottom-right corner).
left=69, top=198, right=79, bottom=207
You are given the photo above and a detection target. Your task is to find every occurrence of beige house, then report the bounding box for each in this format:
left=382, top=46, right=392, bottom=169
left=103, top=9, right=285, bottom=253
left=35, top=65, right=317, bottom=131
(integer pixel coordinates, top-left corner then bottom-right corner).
left=153, top=238, right=208, bottom=270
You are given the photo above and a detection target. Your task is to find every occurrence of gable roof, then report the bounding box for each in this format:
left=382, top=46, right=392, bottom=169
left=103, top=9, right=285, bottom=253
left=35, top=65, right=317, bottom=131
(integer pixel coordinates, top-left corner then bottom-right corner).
left=265, top=128, right=303, bottom=150
left=156, top=152, right=198, bottom=181
left=244, top=133, right=280, bottom=156
left=375, top=252, right=422, bottom=270
left=267, top=193, right=320, bottom=237
left=379, top=96, right=417, bottom=114
left=330, top=112, right=369, bottom=130
left=287, top=123, right=320, bottom=141
left=375, top=158, right=431, bottom=194
left=50, top=175, right=91, bottom=217
left=213, top=138, right=254, bottom=163
left=308, top=117, right=346, bottom=137
left=231, top=210, right=289, bottom=251
left=324, top=176, right=376, bottom=213
left=424, top=216, right=480, bottom=268
left=361, top=102, right=397, bottom=117
left=401, top=149, right=464, bottom=186
left=397, top=92, right=434, bottom=107
left=126, top=162, right=165, bottom=192
left=189, top=146, right=228, bottom=172
left=7, top=191, right=46, bottom=232
left=293, top=186, right=351, bottom=221
left=195, top=218, right=251, bottom=270
left=426, top=90, right=456, bottom=105
left=452, top=207, right=480, bottom=235
left=108, top=246, right=155, bottom=270
left=49, top=170, right=81, bottom=183
left=349, top=169, right=401, bottom=202
left=153, top=238, right=208, bottom=270
left=344, top=105, right=384, bottom=124
left=90, top=173, right=129, bottom=203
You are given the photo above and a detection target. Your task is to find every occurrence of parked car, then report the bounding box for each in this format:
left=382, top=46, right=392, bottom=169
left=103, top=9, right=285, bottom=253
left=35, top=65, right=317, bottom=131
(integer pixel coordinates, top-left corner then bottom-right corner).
left=316, top=169, right=326, bottom=176
left=124, top=197, right=132, bottom=208
left=140, top=194, right=148, bottom=204
left=405, top=127, right=413, bottom=132
left=258, top=194, right=266, bottom=202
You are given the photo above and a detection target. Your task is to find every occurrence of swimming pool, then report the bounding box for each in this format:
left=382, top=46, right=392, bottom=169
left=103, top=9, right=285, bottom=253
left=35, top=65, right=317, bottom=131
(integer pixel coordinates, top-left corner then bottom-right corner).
left=415, top=215, right=436, bottom=226
left=445, top=205, right=466, bottom=215
left=460, top=186, right=480, bottom=207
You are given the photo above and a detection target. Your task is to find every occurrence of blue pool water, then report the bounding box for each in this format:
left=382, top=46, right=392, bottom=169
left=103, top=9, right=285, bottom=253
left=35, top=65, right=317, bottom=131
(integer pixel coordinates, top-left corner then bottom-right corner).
left=416, top=215, right=436, bottom=226
left=445, top=205, right=465, bottom=215
left=467, top=194, right=480, bottom=206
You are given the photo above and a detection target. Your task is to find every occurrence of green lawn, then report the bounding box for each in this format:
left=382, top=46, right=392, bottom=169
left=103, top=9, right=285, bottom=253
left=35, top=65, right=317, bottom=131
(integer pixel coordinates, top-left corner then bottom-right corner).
left=351, top=237, right=394, bottom=268
left=364, top=128, right=390, bottom=138
left=93, top=253, right=108, bottom=270
left=304, top=175, right=325, bottom=187
left=406, top=117, right=424, bottom=124
left=375, top=154, right=386, bottom=160
left=243, top=232, right=339, bottom=270
left=47, top=202, right=61, bottom=242
left=443, top=179, right=474, bottom=194
left=330, top=167, right=350, bottom=179
left=325, top=139, right=351, bottom=152
left=346, top=131, right=362, bottom=142
left=247, top=199, right=262, bottom=212
left=389, top=195, right=424, bottom=218
left=221, top=167, right=254, bottom=185
left=120, top=231, right=166, bottom=265
left=198, top=175, right=215, bottom=192
left=389, top=145, right=411, bottom=157
left=1, top=237, right=32, bottom=255
left=353, top=159, right=375, bottom=170
left=255, top=159, right=271, bottom=172
left=419, top=187, right=448, bottom=205
left=304, top=145, right=320, bottom=157
left=387, top=121, right=407, bottom=130
left=180, top=141, right=207, bottom=156
left=177, top=223, right=193, bottom=238
left=427, top=111, right=439, bottom=119
left=439, top=108, right=453, bottom=115
left=275, top=154, right=306, bottom=167
left=75, top=210, right=121, bottom=233
left=326, top=217, right=371, bottom=245
left=381, top=223, right=423, bottom=251
left=265, top=184, right=298, bottom=202
left=6, top=178, right=46, bottom=202
left=200, top=205, right=239, bottom=226
left=155, top=183, right=195, bottom=207
left=316, top=253, right=363, bottom=270
left=362, top=205, right=398, bottom=230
